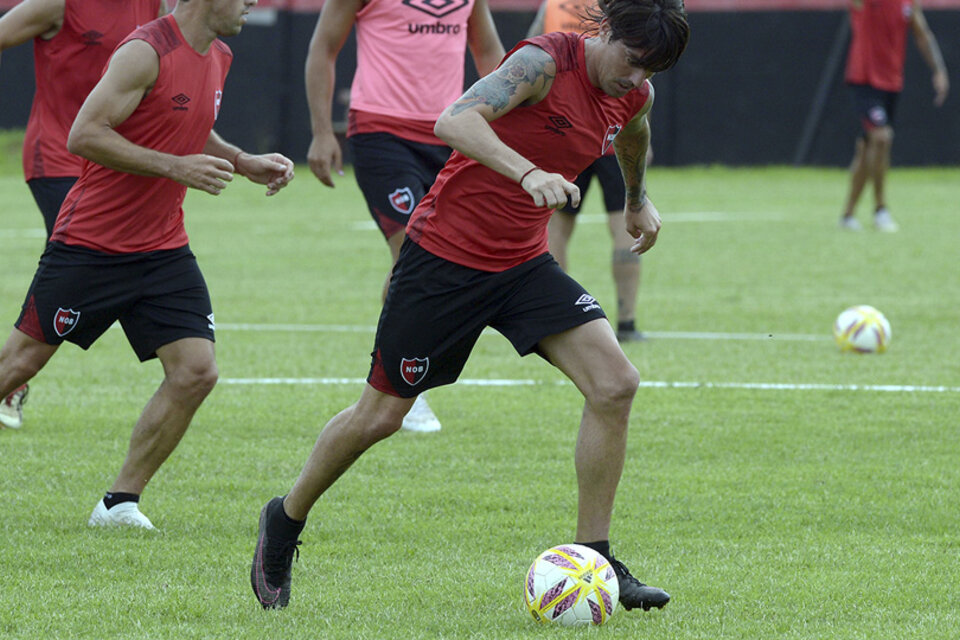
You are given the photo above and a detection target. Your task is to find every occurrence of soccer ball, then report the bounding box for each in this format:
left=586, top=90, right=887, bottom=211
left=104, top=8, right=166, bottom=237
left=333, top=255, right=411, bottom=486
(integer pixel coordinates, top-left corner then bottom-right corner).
left=833, top=305, right=892, bottom=353
left=523, top=544, right=619, bottom=626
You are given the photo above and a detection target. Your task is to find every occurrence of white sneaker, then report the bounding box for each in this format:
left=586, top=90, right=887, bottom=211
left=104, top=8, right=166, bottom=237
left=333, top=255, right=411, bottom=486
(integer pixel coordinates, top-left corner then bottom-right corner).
left=839, top=216, right=862, bottom=231
left=88, top=499, right=157, bottom=530
left=0, top=384, right=29, bottom=429
left=873, top=207, right=899, bottom=232
left=401, top=395, right=441, bottom=432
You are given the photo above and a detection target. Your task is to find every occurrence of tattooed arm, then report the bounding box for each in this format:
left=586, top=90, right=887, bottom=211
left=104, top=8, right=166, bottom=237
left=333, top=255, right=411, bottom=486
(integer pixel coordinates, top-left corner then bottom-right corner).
left=434, top=44, right=580, bottom=209
left=613, top=92, right=661, bottom=254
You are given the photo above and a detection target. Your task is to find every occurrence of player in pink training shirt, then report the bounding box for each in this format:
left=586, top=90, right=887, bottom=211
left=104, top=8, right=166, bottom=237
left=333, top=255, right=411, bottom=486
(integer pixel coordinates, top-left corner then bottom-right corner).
left=302, top=0, right=504, bottom=432
left=0, top=0, right=294, bottom=529
left=839, top=0, right=948, bottom=232
left=252, top=0, right=689, bottom=613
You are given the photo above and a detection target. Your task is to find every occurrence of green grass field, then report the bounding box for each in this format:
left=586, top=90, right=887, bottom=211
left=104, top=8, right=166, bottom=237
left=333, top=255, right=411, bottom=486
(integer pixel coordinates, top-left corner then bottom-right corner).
left=1, top=132, right=958, bottom=638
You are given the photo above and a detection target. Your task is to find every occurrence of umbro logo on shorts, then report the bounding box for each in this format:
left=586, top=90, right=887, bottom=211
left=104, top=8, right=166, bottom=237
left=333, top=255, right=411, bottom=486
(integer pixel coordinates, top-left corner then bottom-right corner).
left=575, top=294, right=601, bottom=313
left=400, top=357, right=429, bottom=386
left=54, top=307, right=80, bottom=337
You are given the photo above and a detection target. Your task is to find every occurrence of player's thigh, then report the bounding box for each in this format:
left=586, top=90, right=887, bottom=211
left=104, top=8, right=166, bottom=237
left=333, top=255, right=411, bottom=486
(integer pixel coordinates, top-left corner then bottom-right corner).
left=538, top=319, right=637, bottom=400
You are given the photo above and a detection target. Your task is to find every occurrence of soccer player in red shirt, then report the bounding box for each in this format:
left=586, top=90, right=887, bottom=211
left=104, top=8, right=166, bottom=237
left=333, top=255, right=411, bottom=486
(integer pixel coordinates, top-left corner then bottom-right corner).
left=0, top=0, right=294, bottom=529
left=0, top=0, right=164, bottom=429
left=840, top=0, right=948, bottom=231
left=252, top=0, right=688, bottom=612
left=302, top=0, right=504, bottom=432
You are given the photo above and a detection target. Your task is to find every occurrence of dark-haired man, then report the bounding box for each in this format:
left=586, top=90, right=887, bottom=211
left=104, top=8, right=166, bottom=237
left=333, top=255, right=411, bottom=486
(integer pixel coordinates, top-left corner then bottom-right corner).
left=252, top=0, right=688, bottom=611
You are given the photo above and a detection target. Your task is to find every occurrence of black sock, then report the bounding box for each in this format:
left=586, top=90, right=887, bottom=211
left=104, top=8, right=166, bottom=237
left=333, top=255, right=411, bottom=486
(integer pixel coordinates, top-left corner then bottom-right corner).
left=617, top=320, right=636, bottom=334
left=103, top=492, right=139, bottom=510
left=576, top=540, right=612, bottom=561
left=267, top=496, right=306, bottom=539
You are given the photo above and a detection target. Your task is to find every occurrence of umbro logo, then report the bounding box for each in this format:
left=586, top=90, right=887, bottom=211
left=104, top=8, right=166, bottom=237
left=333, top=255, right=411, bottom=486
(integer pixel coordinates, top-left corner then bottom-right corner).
left=402, top=0, right=469, bottom=18
left=575, top=294, right=602, bottom=313
left=546, top=116, right=573, bottom=136
left=172, top=93, right=191, bottom=111
left=81, top=30, right=104, bottom=46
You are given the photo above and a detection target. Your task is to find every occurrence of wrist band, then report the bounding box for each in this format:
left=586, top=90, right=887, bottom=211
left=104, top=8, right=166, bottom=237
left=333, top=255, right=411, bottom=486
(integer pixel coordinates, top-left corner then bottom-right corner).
left=519, top=167, right=539, bottom=187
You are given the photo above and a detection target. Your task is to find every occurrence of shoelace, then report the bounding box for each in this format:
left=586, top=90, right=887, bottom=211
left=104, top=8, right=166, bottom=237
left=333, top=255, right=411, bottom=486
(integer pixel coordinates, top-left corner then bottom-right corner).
left=264, top=539, right=302, bottom=579
left=609, top=558, right=647, bottom=588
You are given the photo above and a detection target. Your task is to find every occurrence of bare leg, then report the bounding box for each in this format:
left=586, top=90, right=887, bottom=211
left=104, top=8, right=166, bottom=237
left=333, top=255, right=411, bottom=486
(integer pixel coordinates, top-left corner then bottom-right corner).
left=0, top=329, right=58, bottom=398
left=547, top=210, right=577, bottom=271
left=284, top=385, right=415, bottom=520
left=842, top=137, right=868, bottom=218
left=110, top=337, right=218, bottom=494
left=538, top=319, right=639, bottom=542
left=607, top=213, right=641, bottom=327
left=866, top=126, right=893, bottom=210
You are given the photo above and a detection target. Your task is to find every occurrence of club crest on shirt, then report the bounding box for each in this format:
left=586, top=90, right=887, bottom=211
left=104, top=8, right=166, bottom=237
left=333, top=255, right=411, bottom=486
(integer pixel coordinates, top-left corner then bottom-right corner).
left=214, top=90, right=223, bottom=120
left=54, top=308, right=80, bottom=337
left=400, top=357, right=429, bottom=386
left=602, top=124, right=622, bottom=154
left=389, top=187, right=416, bottom=215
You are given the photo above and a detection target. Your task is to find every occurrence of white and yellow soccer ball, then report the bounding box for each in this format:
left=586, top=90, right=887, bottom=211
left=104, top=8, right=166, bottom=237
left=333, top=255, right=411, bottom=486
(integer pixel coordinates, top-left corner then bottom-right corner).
left=833, top=305, right=892, bottom=353
left=523, top=544, right=619, bottom=626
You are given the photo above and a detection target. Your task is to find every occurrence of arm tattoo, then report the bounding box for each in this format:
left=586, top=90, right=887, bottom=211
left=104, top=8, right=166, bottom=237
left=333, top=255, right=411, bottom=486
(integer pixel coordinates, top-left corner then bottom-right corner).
left=615, top=117, right=650, bottom=209
left=449, top=46, right=555, bottom=116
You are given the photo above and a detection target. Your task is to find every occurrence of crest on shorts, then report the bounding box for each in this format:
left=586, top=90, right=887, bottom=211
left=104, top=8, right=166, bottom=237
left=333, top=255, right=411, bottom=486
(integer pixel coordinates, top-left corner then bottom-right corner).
left=602, top=124, right=622, bottom=154
left=53, top=307, right=80, bottom=337
left=400, top=357, right=429, bottom=386
left=388, top=187, right=415, bottom=215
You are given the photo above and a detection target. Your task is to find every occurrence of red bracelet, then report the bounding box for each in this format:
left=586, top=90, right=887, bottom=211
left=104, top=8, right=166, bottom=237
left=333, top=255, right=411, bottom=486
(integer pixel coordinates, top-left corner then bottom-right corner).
left=519, top=166, right=539, bottom=187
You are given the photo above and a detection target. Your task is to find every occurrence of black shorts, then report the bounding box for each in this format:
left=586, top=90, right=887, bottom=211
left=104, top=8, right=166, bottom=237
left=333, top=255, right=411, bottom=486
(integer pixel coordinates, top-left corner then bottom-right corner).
left=561, top=154, right=625, bottom=215
left=367, top=239, right=607, bottom=398
left=15, top=242, right=215, bottom=362
left=848, top=83, right=900, bottom=134
left=348, top=132, right=452, bottom=239
left=27, top=177, right=78, bottom=239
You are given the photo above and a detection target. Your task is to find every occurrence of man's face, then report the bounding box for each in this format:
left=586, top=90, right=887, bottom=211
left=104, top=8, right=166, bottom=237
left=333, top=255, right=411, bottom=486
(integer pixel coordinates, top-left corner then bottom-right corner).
left=594, top=32, right=656, bottom=98
left=210, top=0, right=256, bottom=36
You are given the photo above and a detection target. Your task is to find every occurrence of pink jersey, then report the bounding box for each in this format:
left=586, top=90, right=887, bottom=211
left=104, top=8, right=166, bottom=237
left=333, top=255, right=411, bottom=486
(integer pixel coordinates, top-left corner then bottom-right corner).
left=348, top=0, right=476, bottom=137
left=845, top=0, right=912, bottom=92
left=23, top=0, right=161, bottom=181
left=407, top=33, right=650, bottom=272
left=51, top=15, right=232, bottom=254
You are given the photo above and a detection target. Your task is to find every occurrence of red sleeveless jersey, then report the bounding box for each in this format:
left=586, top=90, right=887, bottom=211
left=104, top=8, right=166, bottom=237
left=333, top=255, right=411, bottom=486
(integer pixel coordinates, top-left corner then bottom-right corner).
left=407, top=33, right=650, bottom=271
left=845, top=0, right=912, bottom=92
left=51, top=15, right=232, bottom=254
left=23, top=0, right=161, bottom=181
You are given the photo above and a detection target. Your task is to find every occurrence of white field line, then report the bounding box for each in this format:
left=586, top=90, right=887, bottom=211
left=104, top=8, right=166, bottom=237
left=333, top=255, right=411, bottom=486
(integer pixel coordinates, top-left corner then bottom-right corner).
left=218, top=377, right=960, bottom=394
left=217, top=323, right=827, bottom=342
left=348, top=211, right=786, bottom=231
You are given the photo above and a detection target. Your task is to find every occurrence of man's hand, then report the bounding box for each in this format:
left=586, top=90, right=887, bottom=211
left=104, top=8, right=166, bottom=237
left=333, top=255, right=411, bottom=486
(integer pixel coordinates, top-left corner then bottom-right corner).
left=307, top=132, right=343, bottom=187
left=173, top=154, right=235, bottom=195
left=624, top=198, right=661, bottom=254
left=521, top=168, right=580, bottom=210
left=236, top=152, right=295, bottom=196
left=933, top=68, right=949, bottom=107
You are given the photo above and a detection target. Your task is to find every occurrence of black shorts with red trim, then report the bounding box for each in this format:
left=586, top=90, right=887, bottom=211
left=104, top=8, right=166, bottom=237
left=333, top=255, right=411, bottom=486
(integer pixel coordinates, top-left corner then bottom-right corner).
left=367, top=239, right=607, bottom=398
left=27, top=176, right=77, bottom=239
left=16, top=242, right=215, bottom=362
left=348, top=132, right=452, bottom=239
left=561, top=154, right=625, bottom=215
left=848, top=83, right=900, bottom=134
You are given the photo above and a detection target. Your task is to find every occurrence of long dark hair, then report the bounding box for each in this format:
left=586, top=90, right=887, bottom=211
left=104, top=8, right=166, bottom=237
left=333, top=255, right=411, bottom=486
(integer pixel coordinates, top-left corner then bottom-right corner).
left=583, top=0, right=690, bottom=73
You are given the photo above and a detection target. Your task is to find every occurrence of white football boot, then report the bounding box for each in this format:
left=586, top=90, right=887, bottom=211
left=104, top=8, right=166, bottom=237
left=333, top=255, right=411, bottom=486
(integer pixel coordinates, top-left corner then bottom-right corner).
left=88, top=499, right=157, bottom=530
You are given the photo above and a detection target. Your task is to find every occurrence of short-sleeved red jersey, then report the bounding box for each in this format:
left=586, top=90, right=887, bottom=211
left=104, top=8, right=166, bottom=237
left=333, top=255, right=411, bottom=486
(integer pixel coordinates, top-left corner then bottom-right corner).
left=51, top=15, right=232, bottom=254
left=845, top=0, right=913, bottom=92
left=23, top=0, right=161, bottom=181
left=407, top=33, right=650, bottom=272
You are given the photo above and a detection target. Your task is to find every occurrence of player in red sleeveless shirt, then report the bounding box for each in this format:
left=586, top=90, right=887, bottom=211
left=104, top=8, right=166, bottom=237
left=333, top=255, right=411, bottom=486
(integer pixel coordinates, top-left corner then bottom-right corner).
left=0, top=0, right=294, bottom=529
left=839, top=0, right=948, bottom=231
left=302, top=0, right=504, bottom=432
left=251, top=0, right=688, bottom=613
left=0, top=0, right=164, bottom=429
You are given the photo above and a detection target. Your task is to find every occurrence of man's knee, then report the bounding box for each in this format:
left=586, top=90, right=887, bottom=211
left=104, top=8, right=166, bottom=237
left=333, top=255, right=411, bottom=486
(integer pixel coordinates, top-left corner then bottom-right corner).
left=167, top=358, right=219, bottom=399
left=867, top=126, right=894, bottom=147
left=586, top=363, right=639, bottom=413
